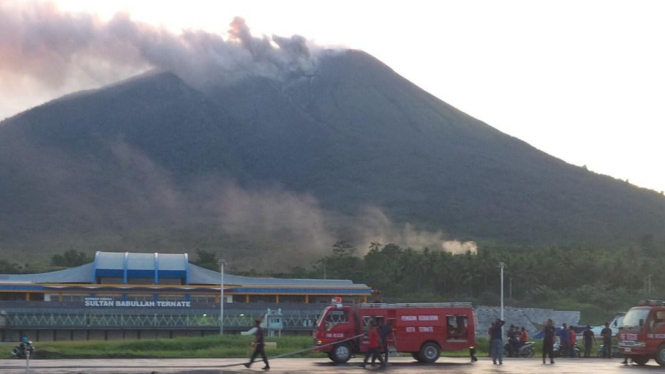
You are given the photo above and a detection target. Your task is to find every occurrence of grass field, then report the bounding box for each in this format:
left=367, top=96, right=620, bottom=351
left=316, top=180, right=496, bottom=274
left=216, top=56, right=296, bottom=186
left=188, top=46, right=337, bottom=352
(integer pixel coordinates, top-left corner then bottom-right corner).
left=1, top=335, right=602, bottom=360
left=1, top=335, right=323, bottom=359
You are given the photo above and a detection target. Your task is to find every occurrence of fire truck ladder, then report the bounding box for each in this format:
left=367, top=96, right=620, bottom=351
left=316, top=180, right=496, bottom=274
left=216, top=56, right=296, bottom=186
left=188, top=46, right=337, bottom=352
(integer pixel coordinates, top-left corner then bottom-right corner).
left=360, top=302, right=473, bottom=308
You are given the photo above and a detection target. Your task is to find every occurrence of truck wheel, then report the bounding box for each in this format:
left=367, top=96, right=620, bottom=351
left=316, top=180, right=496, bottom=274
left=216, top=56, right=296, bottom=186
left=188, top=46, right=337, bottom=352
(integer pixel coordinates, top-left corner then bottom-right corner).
left=419, top=342, right=441, bottom=363
left=656, top=345, right=665, bottom=366
left=632, top=356, right=649, bottom=366
left=330, top=344, right=352, bottom=364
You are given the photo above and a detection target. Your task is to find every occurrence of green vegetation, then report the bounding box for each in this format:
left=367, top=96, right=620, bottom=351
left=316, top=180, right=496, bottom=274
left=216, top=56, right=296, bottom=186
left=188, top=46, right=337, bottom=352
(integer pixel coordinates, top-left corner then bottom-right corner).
left=1, top=335, right=609, bottom=359
left=1, top=335, right=323, bottom=359
left=278, top=241, right=665, bottom=324
left=51, top=250, right=92, bottom=267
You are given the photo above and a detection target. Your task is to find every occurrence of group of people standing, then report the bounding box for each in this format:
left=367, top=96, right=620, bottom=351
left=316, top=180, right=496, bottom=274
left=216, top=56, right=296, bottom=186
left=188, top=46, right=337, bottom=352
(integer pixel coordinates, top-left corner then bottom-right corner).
left=490, top=318, right=616, bottom=365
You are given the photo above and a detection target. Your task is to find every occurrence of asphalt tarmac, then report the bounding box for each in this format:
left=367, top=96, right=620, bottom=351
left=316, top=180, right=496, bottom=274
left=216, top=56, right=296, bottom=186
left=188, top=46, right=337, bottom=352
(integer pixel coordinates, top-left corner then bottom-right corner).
left=0, top=357, right=662, bottom=374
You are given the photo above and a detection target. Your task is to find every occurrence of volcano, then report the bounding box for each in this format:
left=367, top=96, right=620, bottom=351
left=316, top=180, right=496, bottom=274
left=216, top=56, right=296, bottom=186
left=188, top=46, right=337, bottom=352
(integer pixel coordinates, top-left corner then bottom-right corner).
left=1, top=50, right=663, bottom=262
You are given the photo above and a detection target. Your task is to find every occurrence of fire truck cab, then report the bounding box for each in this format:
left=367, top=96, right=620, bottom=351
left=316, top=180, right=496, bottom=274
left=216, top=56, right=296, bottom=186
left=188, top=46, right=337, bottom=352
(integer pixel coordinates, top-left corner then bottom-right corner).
left=314, top=302, right=476, bottom=364
left=618, top=300, right=665, bottom=366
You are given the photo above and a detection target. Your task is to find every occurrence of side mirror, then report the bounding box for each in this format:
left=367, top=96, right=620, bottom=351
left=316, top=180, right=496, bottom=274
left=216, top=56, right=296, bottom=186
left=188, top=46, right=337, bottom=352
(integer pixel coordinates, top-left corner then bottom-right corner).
left=613, top=321, right=617, bottom=327
left=639, top=319, right=644, bottom=328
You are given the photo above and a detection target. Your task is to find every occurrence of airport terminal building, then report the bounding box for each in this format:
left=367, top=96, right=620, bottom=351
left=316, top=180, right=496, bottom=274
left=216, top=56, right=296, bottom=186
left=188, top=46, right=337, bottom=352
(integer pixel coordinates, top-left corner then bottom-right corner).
left=0, top=252, right=372, bottom=342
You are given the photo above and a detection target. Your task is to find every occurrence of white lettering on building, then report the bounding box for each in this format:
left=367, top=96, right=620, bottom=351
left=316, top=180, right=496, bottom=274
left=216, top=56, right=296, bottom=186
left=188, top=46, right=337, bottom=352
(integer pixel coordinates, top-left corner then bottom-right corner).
left=83, top=297, right=191, bottom=308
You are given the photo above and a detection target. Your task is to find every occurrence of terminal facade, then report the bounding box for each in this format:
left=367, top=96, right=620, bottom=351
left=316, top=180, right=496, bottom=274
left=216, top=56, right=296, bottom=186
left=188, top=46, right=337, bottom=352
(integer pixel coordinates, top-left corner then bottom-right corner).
left=0, top=252, right=372, bottom=342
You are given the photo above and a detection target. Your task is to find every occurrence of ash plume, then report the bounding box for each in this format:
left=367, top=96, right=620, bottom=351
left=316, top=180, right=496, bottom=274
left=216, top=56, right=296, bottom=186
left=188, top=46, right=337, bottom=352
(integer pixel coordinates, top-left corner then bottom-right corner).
left=0, top=1, right=318, bottom=117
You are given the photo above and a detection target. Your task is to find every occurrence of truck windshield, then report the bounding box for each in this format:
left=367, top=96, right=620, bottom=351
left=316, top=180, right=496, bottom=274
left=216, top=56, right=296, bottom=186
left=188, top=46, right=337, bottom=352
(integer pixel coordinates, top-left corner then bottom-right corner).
left=316, top=308, right=330, bottom=328
left=623, top=308, right=650, bottom=329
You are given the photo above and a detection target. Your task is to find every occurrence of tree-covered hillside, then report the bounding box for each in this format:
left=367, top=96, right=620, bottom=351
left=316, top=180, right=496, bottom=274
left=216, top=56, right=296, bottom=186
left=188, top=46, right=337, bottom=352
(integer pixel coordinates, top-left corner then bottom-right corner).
left=1, top=50, right=664, bottom=264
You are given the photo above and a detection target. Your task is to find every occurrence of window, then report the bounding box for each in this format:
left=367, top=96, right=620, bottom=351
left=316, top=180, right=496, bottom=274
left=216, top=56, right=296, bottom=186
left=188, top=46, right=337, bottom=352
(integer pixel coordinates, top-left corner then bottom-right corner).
left=325, top=310, right=349, bottom=331
left=446, top=315, right=469, bottom=341
left=62, top=294, right=86, bottom=302
left=623, top=309, right=650, bottom=328
left=190, top=295, right=215, bottom=303
left=159, top=294, right=186, bottom=302
left=656, top=311, right=665, bottom=321
left=126, top=294, right=154, bottom=301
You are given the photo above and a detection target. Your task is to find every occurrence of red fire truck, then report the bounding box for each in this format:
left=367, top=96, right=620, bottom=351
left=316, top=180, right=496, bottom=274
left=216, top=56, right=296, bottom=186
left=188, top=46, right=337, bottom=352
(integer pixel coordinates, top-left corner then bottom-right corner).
left=313, top=302, right=476, bottom=364
left=618, top=300, right=665, bottom=366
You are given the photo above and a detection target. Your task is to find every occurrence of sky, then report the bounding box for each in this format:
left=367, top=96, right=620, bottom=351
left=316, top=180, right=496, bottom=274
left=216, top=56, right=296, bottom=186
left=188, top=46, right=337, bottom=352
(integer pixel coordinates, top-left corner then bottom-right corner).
left=2, top=0, right=664, bottom=193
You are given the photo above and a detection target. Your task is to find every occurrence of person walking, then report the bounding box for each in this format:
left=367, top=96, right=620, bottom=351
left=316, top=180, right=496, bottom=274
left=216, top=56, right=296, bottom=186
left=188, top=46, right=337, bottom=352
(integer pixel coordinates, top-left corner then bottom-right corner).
left=488, top=323, right=494, bottom=357
left=244, top=320, right=270, bottom=371
left=490, top=318, right=505, bottom=365
left=560, top=323, right=569, bottom=358
left=601, top=322, right=613, bottom=359
left=542, top=319, right=556, bottom=364
left=362, top=320, right=386, bottom=369
left=583, top=325, right=595, bottom=358
left=373, top=318, right=393, bottom=364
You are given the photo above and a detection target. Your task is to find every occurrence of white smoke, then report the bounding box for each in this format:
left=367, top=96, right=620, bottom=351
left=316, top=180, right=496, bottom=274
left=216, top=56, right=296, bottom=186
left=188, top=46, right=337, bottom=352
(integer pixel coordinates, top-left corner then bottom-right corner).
left=352, top=207, right=478, bottom=255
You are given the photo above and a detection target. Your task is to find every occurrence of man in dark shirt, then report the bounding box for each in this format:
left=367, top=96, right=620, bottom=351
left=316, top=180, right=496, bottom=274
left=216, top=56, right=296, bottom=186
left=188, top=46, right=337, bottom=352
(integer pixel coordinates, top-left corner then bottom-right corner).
left=507, top=325, right=519, bottom=357
left=490, top=318, right=505, bottom=365
left=373, top=319, right=394, bottom=364
left=245, top=320, right=270, bottom=371
left=601, top=322, right=613, bottom=358
left=542, top=319, right=556, bottom=364
left=583, top=325, right=596, bottom=358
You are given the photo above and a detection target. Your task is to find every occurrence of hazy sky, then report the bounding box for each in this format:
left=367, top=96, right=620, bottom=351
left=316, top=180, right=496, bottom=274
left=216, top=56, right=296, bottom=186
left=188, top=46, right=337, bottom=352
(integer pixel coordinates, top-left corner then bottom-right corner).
left=2, top=0, right=664, bottom=193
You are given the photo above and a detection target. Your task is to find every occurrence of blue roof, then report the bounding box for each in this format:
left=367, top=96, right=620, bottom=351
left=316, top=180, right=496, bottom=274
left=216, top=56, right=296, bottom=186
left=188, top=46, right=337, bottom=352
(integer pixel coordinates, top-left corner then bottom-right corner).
left=0, top=263, right=94, bottom=283
left=0, top=252, right=370, bottom=290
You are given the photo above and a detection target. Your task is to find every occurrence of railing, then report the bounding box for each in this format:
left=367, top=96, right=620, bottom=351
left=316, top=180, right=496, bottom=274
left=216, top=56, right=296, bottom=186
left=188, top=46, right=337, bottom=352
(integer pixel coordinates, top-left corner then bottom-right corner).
left=7, top=311, right=319, bottom=329
left=359, top=302, right=473, bottom=308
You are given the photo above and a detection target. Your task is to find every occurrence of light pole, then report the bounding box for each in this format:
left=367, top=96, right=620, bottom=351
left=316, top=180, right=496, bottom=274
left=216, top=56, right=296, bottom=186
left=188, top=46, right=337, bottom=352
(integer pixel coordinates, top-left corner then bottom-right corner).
left=220, top=259, right=226, bottom=335
left=647, top=274, right=653, bottom=294
left=499, top=262, right=507, bottom=322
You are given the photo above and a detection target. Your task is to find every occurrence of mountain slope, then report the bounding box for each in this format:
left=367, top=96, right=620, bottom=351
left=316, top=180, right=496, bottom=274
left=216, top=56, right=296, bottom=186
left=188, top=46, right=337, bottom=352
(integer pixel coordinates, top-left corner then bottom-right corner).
left=1, top=50, right=664, bottom=261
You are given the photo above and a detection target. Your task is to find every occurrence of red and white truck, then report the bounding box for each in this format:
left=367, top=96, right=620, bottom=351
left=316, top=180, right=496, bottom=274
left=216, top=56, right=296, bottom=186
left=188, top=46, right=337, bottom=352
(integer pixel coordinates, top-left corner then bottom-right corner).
left=313, top=302, right=476, bottom=364
left=618, top=300, right=665, bottom=366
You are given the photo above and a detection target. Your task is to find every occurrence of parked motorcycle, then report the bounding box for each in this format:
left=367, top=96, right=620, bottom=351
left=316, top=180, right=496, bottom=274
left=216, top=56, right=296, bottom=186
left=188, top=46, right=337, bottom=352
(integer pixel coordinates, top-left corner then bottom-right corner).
left=503, top=341, right=536, bottom=358
left=553, top=342, right=580, bottom=357
left=12, top=338, right=35, bottom=359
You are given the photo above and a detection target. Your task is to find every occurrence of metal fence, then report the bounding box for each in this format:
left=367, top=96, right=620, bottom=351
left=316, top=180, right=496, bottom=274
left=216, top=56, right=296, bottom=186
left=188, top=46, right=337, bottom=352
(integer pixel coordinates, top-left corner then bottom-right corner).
left=7, top=311, right=319, bottom=329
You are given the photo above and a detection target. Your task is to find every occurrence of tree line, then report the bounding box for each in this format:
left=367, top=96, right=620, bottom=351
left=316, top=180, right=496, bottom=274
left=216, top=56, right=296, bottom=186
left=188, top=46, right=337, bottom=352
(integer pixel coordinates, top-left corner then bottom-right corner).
left=3, top=240, right=663, bottom=324
left=276, top=239, right=664, bottom=324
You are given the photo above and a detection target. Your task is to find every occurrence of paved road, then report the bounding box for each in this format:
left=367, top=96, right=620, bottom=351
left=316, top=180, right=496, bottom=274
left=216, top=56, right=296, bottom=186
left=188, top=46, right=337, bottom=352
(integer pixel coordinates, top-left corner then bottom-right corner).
left=0, top=357, right=663, bottom=374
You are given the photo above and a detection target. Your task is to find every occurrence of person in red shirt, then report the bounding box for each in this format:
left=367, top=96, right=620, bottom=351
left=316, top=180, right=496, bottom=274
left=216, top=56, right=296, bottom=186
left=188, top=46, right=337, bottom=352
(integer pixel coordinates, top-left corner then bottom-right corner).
left=568, top=325, right=577, bottom=358
left=520, top=327, right=528, bottom=344
left=362, top=320, right=386, bottom=369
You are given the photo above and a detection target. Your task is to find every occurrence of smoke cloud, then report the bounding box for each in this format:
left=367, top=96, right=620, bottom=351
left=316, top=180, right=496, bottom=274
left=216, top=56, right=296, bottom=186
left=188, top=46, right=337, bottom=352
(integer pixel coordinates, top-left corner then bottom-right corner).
left=0, top=1, right=318, bottom=118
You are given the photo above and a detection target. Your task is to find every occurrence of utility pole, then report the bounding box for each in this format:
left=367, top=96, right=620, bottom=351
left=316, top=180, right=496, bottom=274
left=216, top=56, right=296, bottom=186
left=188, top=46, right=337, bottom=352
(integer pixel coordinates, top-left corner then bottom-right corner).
left=323, top=259, right=327, bottom=280
left=647, top=274, right=653, bottom=294
left=499, top=262, right=507, bottom=322
left=220, top=259, right=226, bottom=335
left=509, top=277, right=513, bottom=300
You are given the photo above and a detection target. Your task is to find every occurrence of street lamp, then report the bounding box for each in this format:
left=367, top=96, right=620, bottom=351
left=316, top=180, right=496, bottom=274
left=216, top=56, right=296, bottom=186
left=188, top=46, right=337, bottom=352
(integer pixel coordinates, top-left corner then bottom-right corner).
left=220, top=259, right=227, bottom=335
left=499, top=262, right=507, bottom=322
